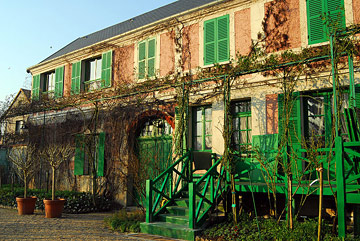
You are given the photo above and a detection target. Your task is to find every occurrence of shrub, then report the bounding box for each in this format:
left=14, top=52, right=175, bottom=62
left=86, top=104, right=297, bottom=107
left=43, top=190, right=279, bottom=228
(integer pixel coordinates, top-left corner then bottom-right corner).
left=104, top=209, right=144, bottom=233
left=0, top=185, right=113, bottom=214
left=200, top=214, right=357, bottom=241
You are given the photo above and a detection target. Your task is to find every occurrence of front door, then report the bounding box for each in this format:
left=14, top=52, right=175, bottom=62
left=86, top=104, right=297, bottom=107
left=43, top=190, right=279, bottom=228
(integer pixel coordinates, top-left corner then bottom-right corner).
left=135, top=118, right=172, bottom=205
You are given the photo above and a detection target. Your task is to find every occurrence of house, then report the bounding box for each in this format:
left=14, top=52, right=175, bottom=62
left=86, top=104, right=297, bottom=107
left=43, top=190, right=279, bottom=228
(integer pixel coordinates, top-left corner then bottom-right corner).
left=23, top=0, right=360, bottom=239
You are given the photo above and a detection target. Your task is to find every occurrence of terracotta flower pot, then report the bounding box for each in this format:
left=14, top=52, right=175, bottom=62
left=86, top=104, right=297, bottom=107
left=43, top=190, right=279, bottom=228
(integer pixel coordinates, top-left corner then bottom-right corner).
left=16, top=197, right=37, bottom=215
left=43, top=199, right=66, bottom=218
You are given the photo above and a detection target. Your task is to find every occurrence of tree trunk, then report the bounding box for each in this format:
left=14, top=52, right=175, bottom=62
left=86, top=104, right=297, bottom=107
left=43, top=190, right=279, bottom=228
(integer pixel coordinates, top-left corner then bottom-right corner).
left=24, top=173, right=27, bottom=199
left=52, top=167, right=56, bottom=200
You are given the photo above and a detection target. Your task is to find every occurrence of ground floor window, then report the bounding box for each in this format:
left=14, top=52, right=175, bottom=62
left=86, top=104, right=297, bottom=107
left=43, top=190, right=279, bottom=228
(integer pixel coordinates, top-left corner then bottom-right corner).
left=74, top=132, right=105, bottom=177
left=192, top=106, right=212, bottom=151
left=232, top=100, right=252, bottom=153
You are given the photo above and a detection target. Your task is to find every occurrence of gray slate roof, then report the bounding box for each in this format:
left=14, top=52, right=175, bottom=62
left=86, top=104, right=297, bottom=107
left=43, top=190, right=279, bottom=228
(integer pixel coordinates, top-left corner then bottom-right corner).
left=41, top=0, right=220, bottom=63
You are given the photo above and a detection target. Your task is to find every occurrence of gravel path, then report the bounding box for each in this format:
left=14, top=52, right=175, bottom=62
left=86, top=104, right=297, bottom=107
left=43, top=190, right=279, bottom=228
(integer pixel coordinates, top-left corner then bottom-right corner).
left=0, top=208, right=181, bottom=240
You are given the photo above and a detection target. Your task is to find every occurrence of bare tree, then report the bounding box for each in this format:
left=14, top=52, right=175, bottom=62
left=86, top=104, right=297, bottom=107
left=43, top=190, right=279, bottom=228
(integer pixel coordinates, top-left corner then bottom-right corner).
left=40, top=144, right=73, bottom=200
left=8, top=145, right=37, bottom=198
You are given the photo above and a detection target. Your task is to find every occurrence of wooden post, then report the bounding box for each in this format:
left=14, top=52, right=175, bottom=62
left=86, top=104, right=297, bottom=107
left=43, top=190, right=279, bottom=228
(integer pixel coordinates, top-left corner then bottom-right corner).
left=189, top=182, right=195, bottom=229
left=146, top=179, right=153, bottom=223
left=335, top=136, right=346, bottom=238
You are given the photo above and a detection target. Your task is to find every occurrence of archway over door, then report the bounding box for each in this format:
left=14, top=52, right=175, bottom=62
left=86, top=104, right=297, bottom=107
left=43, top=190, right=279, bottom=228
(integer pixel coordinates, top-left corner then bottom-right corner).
left=134, top=116, right=173, bottom=205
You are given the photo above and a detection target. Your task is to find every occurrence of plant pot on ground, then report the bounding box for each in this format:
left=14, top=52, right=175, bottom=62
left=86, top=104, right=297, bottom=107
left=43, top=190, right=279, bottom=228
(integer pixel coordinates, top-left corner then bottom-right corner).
left=43, top=198, right=66, bottom=218
left=8, top=146, right=38, bottom=215
left=40, top=143, right=73, bottom=218
left=16, top=196, right=37, bottom=215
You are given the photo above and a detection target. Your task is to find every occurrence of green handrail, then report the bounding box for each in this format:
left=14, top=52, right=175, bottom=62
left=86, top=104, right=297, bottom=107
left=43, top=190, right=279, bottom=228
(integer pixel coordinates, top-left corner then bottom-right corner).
left=146, top=151, right=192, bottom=223
left=189, top=155, right=228, bottom=228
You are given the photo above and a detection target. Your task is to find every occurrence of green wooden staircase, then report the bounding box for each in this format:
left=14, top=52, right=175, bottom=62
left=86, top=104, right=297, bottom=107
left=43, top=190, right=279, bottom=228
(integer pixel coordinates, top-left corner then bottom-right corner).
left=140, top=151, right=228, bottom=240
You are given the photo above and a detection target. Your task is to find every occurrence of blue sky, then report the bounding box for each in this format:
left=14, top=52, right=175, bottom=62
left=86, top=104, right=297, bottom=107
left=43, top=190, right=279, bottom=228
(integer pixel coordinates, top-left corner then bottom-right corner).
left=0, top=0, right=174, bottom=101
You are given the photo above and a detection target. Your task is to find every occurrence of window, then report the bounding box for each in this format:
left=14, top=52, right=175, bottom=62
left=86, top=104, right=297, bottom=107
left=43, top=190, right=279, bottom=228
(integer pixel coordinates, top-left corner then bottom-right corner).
left=0, top=122, right=6, bottom=136
left=138, top=38, right=156, bottom=79
left=31, top=66, right=64, bottom=101
left=15, top=120, right=24, bottom=134
left=74, top=132, right=105, bottom=176
left=84, top=57, right=102, bottom=92
left=232, top=100, right=252, bottom=152
left=193, top=106, right=212, bottom=151
left=42, top=71, right=55, bottom=97
left=306, top=0, right=345, bottom=45
left=204, top=14, right=229, bottom=65
left=71, top=50, right=112, bottom=95
left=139, top=119, right=172, bottom=137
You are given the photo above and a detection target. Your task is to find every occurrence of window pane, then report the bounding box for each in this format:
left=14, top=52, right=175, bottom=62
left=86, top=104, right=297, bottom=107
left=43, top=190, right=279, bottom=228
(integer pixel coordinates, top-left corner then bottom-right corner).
left=90, top=60, right=96, bottom=80
left=194, top=137, right=202, bottom=150
left=205, top=122, right=211, bottom=135
left=196, top=122, right=203, bottom=136
left=96, top=59, right=102, bottom=79
left=240, top=117, right=247, bottom=130
left=205, top=108, right=212, bottom=121
left=205, top=136, right=212, bottom=149
left=196, top=109, right=202, bottom=121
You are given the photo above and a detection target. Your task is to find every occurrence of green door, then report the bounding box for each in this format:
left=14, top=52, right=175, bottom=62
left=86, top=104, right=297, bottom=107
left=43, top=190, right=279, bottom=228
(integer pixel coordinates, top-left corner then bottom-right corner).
left=135, top=118, right=173, bottom=205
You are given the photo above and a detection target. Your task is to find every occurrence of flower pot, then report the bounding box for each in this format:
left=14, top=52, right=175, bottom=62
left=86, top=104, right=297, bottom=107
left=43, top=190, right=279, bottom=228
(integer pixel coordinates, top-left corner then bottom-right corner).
left=16, top=197, right=37, bottom=215
left=43, top=199, right=66, bottom=218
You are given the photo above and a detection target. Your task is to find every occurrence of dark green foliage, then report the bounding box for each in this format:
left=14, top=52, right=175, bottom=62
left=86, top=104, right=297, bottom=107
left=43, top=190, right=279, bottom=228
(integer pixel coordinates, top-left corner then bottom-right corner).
left=200, top=214, right=357, bottom=241
left=104, top=209, right=144, bottom=233
left=0, top=185, right=112, bottom=214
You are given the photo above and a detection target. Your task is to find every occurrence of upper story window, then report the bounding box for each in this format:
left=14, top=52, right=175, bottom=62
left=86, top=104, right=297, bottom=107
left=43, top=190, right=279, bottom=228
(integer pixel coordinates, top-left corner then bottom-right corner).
left=31, top=66, right=64, bottom=101
left=71, top=50, right=112, bottom=95
left=42, top=71, right=55, bottom=97
left=204, top=14, right=229, bottom=66
left=84, top=57, right=102, bottom=92
left=306, top=0, right=345, bottom=45
left=15, top=120, right=24, bottom=134
left=193, top=106, right=212, bottom=151
left=138, top=38, right=156, bottom=79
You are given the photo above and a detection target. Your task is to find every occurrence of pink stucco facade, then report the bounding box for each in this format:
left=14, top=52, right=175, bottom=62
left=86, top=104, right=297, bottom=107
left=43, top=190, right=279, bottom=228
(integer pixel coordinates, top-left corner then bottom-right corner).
left=182, top=23, right=199, bottom=71
left=113, top=44, right=135, bottom=85
left=266, top=94, right=278, bottom=134
left=160, top=31, right=175, bottom=77
left=235, top=8, right=251, bottom=56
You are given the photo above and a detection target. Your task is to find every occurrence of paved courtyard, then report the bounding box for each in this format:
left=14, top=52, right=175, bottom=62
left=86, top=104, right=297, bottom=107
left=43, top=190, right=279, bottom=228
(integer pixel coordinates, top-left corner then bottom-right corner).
left=0, top=208, right=180, bottom=240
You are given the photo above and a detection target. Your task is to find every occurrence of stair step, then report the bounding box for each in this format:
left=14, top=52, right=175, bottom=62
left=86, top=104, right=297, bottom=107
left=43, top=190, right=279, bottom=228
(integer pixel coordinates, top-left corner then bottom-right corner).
left=158, top=213, right=189, bottom=225
left=175, top=198, right=212, bottom=209
left=167, top=206, right=189, bottom=216
left=140, top=222, right=200, bottom=241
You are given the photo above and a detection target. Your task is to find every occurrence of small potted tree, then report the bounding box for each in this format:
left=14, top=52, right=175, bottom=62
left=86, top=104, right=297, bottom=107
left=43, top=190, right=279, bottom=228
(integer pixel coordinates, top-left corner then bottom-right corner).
left=40, top=143, right=73, bottom=218
left=8, top=145, right=38, bottom=215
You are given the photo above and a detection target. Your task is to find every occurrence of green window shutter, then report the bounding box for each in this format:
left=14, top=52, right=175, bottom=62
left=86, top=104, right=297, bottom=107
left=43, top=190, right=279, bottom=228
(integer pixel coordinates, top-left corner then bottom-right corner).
left=138, top=41, right=146, bottom=79
left=288, top=92, right=302, bottom=145
left=74, top=135, right=85, bottom=175
left=307, top=0, right=326, bottom=45
left=71, top=61, right=81, bottom=95
left=325, top=0, right=346, bottom=35
left=101, top=51, right=112, bottom=88
left=32, top=75, right=40, bottom=101
left=97, top=132, right=105, bottom=177
left=54, top=66, right=64, bottom=98
left=278, top=93, right=302, bottom=145
left=217, top=15, right=229, bottom=63
left=354, top=84, right=360, bottom=108
left=147, top=39, right=156, bottom=77
left=204, top=18, right=216, bottom=65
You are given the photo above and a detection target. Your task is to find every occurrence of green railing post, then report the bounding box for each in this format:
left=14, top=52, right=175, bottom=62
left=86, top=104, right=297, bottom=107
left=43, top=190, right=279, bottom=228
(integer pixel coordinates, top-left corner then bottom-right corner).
left=146, top=179, right=153, bottom=223
left=348, top=54, right=355, bottom=108
left=189, top=182, right=195, bottom=229
left=335, top=136, right=346, bottom=238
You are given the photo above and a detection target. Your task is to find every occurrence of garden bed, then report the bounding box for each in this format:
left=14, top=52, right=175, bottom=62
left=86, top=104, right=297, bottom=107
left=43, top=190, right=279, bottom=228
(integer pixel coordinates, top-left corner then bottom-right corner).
left=0, top=185, right=113, bottom=214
